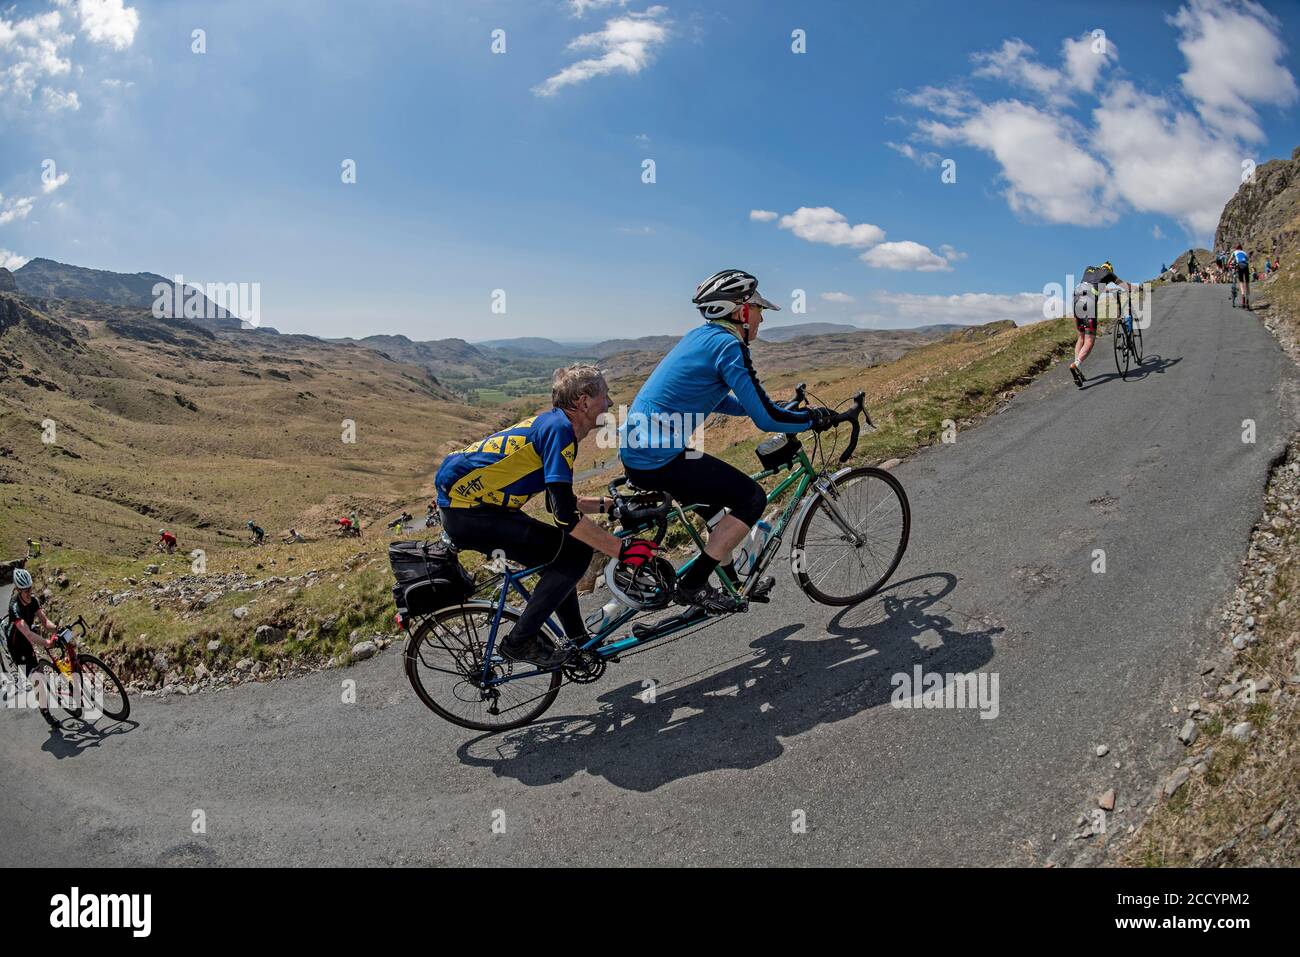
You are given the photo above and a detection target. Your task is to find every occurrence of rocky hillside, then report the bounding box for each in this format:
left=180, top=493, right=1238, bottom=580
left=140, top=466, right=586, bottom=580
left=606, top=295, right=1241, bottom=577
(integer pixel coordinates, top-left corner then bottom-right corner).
left=0, top=290, right=497, bottom=556
left=1215, top=146, right=1300, bottom=255
left=13, top=258, right=242, bottom=332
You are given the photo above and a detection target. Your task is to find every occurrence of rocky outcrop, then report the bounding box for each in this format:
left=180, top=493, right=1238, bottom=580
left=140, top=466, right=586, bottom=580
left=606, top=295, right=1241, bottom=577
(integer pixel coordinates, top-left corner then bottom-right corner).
left=1215, top=146, right=1300, bottom=255
left=0, top=268, right=17, bottom=293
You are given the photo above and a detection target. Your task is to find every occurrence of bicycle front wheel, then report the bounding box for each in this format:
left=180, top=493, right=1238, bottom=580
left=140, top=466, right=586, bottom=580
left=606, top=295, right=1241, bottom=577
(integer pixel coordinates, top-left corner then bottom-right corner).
left=31, top=662, right=81, bottom=727
left=404, top=603, right=563, bottom=731
left=79, top=654, right=130, bottom=721
left=1112, top=322, right=1130, bottom=378
left=793, top=466, right=911, bottom=606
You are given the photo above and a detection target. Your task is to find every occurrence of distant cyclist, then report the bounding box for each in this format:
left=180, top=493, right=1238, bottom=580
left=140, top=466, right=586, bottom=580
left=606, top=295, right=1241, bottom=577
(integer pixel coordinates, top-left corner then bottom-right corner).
left=5, top=568, right=57, bottom=680
left=157, top=528, right=177, bottom=553
left=618, top=269, right=832, bottom=615
left=436, top=365, right=645, bottom=667
left=246, top=521, right=265, bottom=544
left=283, top=528, right=306, bottom=544
left=1070, top=260, right=1131, bottom=387
left=1186, top=249, right=1199, bottom=280
left=1232, top=243, right=1250, bottom=308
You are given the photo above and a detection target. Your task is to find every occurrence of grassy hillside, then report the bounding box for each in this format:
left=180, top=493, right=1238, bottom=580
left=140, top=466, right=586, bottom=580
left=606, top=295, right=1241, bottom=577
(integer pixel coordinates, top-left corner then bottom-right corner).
left=0, top=293, right=505, bottom=557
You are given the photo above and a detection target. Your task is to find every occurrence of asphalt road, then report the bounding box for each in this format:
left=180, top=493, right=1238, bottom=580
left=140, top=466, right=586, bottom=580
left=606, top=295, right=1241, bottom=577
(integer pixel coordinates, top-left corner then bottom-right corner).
left=2, top=283, right=1295, bottom=866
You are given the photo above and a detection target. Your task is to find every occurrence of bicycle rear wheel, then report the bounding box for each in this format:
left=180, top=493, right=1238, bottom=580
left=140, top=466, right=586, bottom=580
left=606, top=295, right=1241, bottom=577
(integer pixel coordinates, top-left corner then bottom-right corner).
left=404, top=603, right=562, bottom=731
left=1112, top=321, right=1130, bottom=378
left=79, top=654, right=130, bottom=721
left=1131, top=322, right=1144, bottom=363
left=792, top=466, right=911, bottom=606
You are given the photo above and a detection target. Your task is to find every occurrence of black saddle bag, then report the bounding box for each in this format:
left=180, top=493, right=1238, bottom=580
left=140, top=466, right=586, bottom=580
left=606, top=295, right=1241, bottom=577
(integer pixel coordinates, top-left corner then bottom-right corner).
left=388, top=540, right=475, bottom=617
left=755, top=433, right=801, bottom=471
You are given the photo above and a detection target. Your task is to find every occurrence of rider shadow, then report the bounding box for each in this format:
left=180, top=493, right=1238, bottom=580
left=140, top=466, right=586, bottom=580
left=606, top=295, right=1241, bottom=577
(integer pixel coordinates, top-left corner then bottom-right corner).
left=39, top=718, right=139, bottom=759
left=1081, top=353, right=1180, bottom=388
left=457, top=572, right=1002, bottom=792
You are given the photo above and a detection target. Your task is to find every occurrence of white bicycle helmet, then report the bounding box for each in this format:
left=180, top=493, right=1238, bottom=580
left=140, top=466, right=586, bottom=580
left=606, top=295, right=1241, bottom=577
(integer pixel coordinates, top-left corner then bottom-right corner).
left=12, top=568, right=33, bottom=589
left=603, top=555, right=675, bottom=611
left=692, top=269, right=781, bottom=320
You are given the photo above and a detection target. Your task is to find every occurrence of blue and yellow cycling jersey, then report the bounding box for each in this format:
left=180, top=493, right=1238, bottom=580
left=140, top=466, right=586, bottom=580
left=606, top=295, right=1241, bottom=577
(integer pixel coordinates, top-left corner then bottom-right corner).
left=435, top=407, right=578, bottom=509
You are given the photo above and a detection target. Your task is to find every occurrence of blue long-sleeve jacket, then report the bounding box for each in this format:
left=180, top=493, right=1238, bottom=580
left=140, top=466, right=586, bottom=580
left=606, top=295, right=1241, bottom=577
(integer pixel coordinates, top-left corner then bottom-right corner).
left=619, top=322, right=813, bottom=469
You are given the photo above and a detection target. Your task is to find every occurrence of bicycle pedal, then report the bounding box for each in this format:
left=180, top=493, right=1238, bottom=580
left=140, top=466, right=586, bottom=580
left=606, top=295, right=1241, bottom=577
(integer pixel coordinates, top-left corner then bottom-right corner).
left=747, top=576, right=776, bottom=603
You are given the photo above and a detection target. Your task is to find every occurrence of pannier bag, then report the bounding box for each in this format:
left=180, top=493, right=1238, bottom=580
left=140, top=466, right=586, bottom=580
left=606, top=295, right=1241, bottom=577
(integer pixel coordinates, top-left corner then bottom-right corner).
left=388, top=540, right=475, bottom=617
left=755, top=433, right=801, bottom=471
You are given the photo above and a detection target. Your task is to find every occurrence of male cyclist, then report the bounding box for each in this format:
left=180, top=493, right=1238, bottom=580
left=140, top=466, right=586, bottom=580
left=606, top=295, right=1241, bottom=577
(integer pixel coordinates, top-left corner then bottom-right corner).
left=5, top=568, right=58, bottom=679
left=1232, top=243, right=1250, bottom=309
left=618, top=269, right=834, bottom=615
left=1070, top=260, right=1131, bottom=388
left=436, top=364, right=656, bottom=667
left=246, top=521, right=265, bottom=544
left=157, top=528, right=177, bottom=553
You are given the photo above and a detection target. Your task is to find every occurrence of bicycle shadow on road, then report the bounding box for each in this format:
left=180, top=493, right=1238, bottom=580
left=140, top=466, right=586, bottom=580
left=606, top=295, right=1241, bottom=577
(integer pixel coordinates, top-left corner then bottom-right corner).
left=39, top=718, right=139, bottom=759
left=457, top=571, right=1002, bottom=792
left=1081, top=353, right=1180, bottom=388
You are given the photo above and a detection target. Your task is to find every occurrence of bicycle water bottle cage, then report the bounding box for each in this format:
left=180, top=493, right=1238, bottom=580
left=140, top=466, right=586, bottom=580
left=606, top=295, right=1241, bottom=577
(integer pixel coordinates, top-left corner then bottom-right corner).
left=756, top=434, right=801, bottom=471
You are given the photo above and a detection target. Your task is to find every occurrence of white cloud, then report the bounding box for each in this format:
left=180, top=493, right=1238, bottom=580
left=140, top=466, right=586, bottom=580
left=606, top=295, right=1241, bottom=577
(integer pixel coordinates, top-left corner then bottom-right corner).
left=0, top=248, right=30, bottom=270
left=1091, top=79, right=1243, bottom=235
left=748, top=209, right=777, bottom=222
left=820, top=292, right=855, bottom=303
left=0, top=193, right=36, bottom=225
left=860, top=240, right=953, bottom=272
left=933, top=100, right=1115, bottom=224
left=939, top=244, right=967, bottom=262
left=1152, top=224, right=1165, bottom=240
left=972, top=35, right=1115, bottom=105
left=1170, top=0, right=1298, bottom=141
left=568, top=0, right=628, bottom=15
left=900, top=84, right=973, bottom=119
left=1062, top=34, right=1110, bottom=94
left=854, top=290, right=1049, bottom=328
left=533, top=6, right=669, bottom=97
left=777, top=206, right=885, bottom=248
left=885, top=141, right=941, bottom=168
left=0, top=10, right=74, bottom=102
left=41, top=86, right=78, bottom=110
left=1, top=2, right=138, bottom=112
left=900, top=2, right=1297, bottom=240
left=58, top=0, right=139, bottom=50
left=42, top=168, right=71, bottom=192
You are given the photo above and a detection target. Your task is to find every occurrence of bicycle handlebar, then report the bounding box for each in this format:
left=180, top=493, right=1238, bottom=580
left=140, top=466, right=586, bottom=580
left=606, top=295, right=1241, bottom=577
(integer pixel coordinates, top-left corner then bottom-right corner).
left=606, top=476, right=675, bottom=544
left=782, top=385, right=871, bottom=464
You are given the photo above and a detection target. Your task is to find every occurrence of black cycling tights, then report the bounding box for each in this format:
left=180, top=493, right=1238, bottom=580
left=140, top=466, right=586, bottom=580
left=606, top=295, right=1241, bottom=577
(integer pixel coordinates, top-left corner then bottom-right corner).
left=624, top=451, right=767, bottom=527
left=441, top=506, right=592, bottom=643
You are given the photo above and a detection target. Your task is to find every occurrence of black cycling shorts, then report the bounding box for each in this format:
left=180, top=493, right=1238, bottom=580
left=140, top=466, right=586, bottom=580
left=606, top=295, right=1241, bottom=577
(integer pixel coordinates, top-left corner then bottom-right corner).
left=624, top=451, right=767, bottom=527
left=6, top=629, right=37, bottom=673
left=1072, top=294, right=1097, bottom=336
left=1236, top=263, right=1249, bottom=282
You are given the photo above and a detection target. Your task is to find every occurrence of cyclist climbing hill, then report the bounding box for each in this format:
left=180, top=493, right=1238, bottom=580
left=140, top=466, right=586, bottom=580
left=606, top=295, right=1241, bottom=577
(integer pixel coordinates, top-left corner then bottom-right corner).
left=246, top=521, right=265, bottom=544
left=1070, top=260, right=1131, bottom=388
left=618, top=268, right=834, bottom=615
left=5, top=568, right=57, bottom=679
left=436, top=365, right=650, bottom=668
left=157, top=529, right=177, bottom=553
left=1232, top=243, right=1251, bottom=309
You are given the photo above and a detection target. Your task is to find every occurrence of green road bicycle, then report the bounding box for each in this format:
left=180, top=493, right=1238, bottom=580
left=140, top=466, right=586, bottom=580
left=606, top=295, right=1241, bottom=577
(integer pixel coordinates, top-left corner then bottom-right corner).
left=401, top=384, right=911, bottom=731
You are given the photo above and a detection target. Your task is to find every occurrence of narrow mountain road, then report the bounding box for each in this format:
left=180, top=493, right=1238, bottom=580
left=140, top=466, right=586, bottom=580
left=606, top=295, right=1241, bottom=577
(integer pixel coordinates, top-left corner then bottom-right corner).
left=2, top=284, right=1295, bottom=866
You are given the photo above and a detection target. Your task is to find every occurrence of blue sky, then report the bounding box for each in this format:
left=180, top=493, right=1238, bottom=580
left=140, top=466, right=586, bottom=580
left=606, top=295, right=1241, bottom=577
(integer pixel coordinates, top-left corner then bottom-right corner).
left=1, top=0, right=1298, bottom=339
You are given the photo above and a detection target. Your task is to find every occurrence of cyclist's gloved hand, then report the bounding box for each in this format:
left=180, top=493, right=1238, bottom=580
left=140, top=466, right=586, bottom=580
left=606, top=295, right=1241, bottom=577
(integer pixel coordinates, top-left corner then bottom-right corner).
left=619, top=538, right=659, bottom=568
left=808, top=406, right=837, bottom=432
